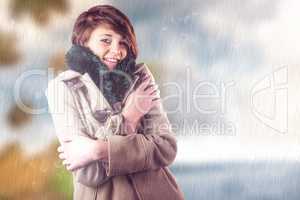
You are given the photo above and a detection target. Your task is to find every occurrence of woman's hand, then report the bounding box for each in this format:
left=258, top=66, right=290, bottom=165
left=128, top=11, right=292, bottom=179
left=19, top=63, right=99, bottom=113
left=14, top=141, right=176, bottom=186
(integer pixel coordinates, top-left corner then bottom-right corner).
left=122, top=76, right=160, bottom=125
left=57, top=135, right=108, bottom=171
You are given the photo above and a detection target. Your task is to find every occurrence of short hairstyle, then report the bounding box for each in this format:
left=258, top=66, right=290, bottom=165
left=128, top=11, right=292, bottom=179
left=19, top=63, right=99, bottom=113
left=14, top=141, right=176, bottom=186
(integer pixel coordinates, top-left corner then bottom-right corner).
left=72, top=5, right=138, bottom=59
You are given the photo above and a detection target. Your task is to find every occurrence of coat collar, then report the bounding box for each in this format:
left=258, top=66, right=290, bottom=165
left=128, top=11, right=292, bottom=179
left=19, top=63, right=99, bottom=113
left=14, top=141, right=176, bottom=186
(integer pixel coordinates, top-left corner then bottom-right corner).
left=58, top=69, right=112, bottom=111
left=80, top=72, right=112, bottom=111
left=65, top=45, right=138, bottom=107
left=57, top=62, right=147, bottom=112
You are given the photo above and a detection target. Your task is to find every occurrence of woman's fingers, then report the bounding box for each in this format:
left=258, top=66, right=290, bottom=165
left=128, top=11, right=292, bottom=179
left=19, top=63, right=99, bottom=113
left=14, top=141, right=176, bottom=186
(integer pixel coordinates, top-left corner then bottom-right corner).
left=58, top=152, right=66, bottom=160
left=67, top=165, right=75, bottom=171
left=152, top=89, right=161, bottom=102
left=62, top=159, right=70, bottom=166
left=141, top=84, right=160, bottom=102
left=151, top=89, right=161, bottom=100
left=148, top=86, right=159, bottom=95
left=57, top=145, right=64, bottom=153
left=66, top=165, right=72, bottom=171
left=145, top=83, right=158, bottom=92
left=60, top=154, right=77, bottom=171
left=63, top=159, right=77, bottom=171
left=144, top=83, right=155, bottom=91
left=150, top=96, right=161, bottom=110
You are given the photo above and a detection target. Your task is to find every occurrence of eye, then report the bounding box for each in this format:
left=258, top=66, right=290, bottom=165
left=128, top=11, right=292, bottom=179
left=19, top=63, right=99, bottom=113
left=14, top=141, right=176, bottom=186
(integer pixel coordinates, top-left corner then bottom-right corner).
left=100, top=38, right=111, bottom=44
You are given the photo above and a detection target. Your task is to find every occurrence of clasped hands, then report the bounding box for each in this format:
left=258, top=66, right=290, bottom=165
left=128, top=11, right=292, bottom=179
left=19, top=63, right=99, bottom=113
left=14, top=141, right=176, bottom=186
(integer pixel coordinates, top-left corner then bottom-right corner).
left=58, top=75, right=160, bottom=171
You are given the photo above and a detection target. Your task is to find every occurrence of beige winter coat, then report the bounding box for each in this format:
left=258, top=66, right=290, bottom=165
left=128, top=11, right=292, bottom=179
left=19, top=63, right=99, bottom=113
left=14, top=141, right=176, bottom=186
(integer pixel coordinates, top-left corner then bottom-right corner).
left=45, top=63, right=185, bottom=200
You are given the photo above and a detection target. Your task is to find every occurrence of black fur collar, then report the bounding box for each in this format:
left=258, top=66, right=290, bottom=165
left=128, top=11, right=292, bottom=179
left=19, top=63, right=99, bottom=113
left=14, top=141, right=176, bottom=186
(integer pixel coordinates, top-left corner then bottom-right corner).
left=65, top=45, right=136, bottom=107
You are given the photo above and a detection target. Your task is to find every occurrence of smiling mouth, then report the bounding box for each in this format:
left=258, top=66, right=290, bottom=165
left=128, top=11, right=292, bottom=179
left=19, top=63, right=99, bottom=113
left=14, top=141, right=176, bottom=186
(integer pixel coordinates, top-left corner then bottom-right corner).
left=104, top=57, right=118, bottom=62
left=103, top=57, right=119, bottom=66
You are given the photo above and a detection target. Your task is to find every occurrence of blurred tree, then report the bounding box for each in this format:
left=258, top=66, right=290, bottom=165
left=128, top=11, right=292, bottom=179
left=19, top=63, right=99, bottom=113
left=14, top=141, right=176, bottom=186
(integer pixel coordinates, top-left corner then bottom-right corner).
left=48, top=51, right=66, bottom=75
left=0, top=31, right=21, bottom=66
left=47, top=161, right=73, bottom=200
left=10, top=0, right=69, bottom=26
left=7, top=103, right=32, bottom=130
left=0, top=143, right=65, bottom=199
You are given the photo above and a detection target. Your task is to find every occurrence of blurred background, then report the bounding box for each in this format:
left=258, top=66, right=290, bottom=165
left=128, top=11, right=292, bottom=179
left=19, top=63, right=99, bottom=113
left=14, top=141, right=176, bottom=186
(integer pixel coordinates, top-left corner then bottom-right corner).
left=0, top=0, right=300, bottom=199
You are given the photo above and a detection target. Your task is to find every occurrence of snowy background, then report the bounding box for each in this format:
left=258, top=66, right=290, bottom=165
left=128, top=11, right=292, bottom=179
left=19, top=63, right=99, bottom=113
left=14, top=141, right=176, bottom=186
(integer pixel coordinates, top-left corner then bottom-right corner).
left=0, top=0, right=300, bottom=199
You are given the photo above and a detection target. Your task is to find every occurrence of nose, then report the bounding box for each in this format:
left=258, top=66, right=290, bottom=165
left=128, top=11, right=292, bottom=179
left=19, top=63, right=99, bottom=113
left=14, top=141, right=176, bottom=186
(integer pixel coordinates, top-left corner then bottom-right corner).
left=110, top=41, right=121, bottom=56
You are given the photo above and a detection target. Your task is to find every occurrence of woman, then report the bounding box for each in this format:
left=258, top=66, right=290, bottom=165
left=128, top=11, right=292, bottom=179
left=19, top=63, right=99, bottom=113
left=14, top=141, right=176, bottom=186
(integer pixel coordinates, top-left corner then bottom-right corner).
left=46, top=5, right=184, bottom=200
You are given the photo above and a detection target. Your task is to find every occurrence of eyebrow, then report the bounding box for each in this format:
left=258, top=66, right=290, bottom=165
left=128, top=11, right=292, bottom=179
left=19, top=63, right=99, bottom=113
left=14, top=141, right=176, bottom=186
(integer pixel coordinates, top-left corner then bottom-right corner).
left=99, top=34, right=112, bottom=37
left=99, top=34, right=126, bottom=41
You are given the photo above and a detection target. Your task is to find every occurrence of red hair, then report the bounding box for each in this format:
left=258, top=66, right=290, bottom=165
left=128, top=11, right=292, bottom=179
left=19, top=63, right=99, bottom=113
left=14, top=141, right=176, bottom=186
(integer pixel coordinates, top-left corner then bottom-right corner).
left=72, top=5, right=138, bottom=59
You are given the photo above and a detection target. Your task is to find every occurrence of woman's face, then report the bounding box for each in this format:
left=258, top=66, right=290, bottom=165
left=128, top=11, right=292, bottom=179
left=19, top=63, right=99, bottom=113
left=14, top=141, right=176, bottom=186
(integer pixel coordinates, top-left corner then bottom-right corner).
left=85, top=24, right=128, bottom=71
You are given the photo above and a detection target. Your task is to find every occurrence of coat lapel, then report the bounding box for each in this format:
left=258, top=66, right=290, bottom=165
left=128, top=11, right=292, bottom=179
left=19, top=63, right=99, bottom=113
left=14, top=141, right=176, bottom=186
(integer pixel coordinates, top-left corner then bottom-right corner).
left=59, top=63, right=147, bottom=114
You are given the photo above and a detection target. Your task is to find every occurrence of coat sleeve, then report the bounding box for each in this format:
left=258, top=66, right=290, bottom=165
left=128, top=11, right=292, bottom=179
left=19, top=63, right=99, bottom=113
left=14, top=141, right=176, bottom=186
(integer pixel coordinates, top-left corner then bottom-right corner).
left=105, top=66, right=178, bottom=177
left=45, top=78, right=110, bottom=188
